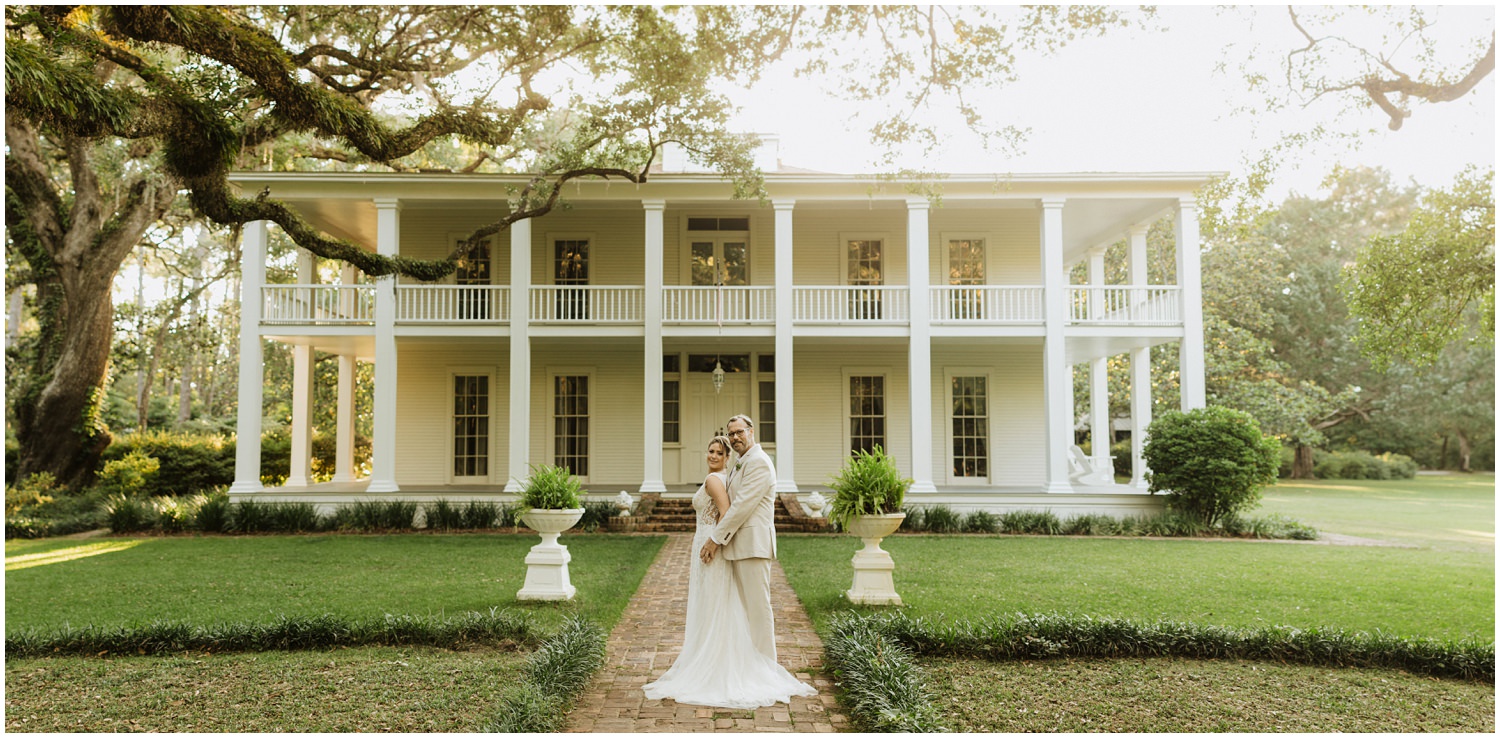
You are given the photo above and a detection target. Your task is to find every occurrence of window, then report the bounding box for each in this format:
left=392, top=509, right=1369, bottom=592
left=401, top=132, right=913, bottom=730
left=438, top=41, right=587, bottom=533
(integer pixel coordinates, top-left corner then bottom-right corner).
left=554, top=239, right=589, bottom=320
left=951, top=376, right=989, bottom=478
left=849, top=375, right=886, bottom=454
left=758, top=380, right=776, bottom=444
left=554, top=375, right=589, bottom=476
left=687, top=216, right=751, bottom=231
left=948, top=238, right=986, bottom=320
left=453, top=375, right=489, bottom=478
left=690, top=240, right=748, bottom=286
left=663, top=379, right=680, bottom=444
left=846, top=238, right=884, bottom=319
left=456, top=238, right=492, bottom=320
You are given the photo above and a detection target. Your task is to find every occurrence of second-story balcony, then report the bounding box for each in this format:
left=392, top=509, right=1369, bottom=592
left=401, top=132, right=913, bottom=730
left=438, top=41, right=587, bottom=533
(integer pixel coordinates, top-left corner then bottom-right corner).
left=261, top=284, right=1182, bottom=329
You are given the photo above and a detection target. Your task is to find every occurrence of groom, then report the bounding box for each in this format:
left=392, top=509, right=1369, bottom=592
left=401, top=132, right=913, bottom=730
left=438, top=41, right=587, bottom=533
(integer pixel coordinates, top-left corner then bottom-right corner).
left=700, top=413, right=779, bottom=660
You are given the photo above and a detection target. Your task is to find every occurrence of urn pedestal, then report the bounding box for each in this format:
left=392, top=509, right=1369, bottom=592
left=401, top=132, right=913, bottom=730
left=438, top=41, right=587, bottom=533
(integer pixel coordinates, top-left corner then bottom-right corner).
left=845, top=512, right=906, bottom=606
left=517, top=508, right=584, bottom=601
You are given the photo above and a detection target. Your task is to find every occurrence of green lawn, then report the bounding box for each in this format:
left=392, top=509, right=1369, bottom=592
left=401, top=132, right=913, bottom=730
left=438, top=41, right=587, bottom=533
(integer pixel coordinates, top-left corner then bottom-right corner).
left=1259, top=473, right=1495, bottom=551
left=5, top=533, right=665, bottom=635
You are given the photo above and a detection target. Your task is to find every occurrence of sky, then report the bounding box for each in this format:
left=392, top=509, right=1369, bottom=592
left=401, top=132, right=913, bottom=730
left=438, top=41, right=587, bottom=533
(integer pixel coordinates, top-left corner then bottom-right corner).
left=729, top=5, right=1495, bottom=200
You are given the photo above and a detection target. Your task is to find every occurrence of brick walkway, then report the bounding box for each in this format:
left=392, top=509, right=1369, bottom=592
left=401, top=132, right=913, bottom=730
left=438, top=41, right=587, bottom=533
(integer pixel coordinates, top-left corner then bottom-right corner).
left=565, top=534, right=846, bottom=733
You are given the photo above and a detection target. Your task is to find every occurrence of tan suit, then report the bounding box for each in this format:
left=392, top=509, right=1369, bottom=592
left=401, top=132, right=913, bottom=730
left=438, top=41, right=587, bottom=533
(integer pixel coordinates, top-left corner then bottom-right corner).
left=710, top=443, right=778, bottom=659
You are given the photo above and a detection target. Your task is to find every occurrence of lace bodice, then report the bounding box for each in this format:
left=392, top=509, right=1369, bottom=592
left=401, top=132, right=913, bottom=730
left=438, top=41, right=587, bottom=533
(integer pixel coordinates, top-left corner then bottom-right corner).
left=692, top=470, right=729, bottom=528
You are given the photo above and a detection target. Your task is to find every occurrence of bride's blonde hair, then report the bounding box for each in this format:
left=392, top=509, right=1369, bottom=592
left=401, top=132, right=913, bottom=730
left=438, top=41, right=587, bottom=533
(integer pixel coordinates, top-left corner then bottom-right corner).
left=708, top=435, right=732, bottom=456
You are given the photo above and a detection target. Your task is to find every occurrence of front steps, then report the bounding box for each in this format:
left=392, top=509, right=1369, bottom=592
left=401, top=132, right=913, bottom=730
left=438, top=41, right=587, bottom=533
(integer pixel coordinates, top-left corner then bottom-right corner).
left=617, top=493, right=832, bottom=533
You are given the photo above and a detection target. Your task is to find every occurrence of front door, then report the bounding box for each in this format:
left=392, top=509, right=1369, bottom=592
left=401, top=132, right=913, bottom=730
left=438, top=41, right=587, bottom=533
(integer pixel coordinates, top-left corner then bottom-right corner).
left=679, top=371, right=752, bottom=482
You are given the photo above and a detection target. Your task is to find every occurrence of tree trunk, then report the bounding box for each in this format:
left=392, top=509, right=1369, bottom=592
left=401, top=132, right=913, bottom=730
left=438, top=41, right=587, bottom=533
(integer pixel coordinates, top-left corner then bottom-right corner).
left=1456, top=428, right=1472, bottom=473
left=1291, top=443, right=1316, bottom=479
left=1440, top=435, right=1450, bottom=470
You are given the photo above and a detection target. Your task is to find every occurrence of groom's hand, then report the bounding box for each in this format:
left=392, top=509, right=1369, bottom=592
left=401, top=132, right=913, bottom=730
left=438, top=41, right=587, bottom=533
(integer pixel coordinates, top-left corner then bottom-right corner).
left=700, top=539, right=720, bottom=564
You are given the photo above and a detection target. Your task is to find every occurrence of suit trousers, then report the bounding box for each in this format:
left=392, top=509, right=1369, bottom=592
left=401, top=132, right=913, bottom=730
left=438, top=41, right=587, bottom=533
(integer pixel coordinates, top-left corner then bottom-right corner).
left=730, top=556, right=776, bottom=661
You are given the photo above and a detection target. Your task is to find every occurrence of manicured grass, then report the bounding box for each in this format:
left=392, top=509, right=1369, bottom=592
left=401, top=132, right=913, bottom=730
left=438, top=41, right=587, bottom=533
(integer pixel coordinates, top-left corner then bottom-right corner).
left=5, top=533, right=665, bottom=635
left=778, top=534, right=1494, bottom=641
left=1258, top=473, right=1495, bottom=551
left=5, top=646, right=528, bottom=732
left=922, top=656, right=1495, bottom=732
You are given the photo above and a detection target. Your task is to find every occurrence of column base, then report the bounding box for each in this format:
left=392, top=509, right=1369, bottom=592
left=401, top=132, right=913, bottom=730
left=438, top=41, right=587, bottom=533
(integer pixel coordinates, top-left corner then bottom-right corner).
left=1043, top=480, right=1076, bottom=494
left=284, top=476, right=310, bottom=488
left=331, top=472, right=354, bottom=484
left=228, top=480, right=264, bottom=494
left=907, top=480, right=937, bottom=495
left=774, top=480, right=801, bottom=494
left=637, top=479, right=667, bottom=494
left=503, top=479, right=524, bottom=494
left=366, top=479, right=400, bottom=493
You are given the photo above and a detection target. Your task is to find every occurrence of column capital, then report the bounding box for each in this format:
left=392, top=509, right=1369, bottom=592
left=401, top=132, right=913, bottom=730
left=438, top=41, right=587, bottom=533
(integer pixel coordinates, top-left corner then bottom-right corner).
left=1040, top=197, right=1067, bottom=210
left=1127, top=223, right=1150, bottom=238
left=372, top=197, right=402, bottom=211
left=641, top=199, right=665, bottom=211
left=904, top=197, right=931, bottom=211
left=1177, top=197, right=1198, bottom=211
left=772, top=198, right=797, bottom=210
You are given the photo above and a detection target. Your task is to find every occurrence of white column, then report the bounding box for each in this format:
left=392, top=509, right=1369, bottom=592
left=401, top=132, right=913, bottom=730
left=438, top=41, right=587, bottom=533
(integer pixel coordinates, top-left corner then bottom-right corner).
left=367, top=198, right=401, bottom=492
left=230, top=221, right=268, bottom=493
left=772, top=199, right=798, bottom=493
left=505, top=217, right=533, bottom=493
left=1087, top=249, right=1112, bottom=482
left=1176, top=199, right=1206, bottom=411
left=286, top=250, right=317, bottom=487
left=640, top=200, right=667, bottom=493
left=906, top=198, right=937, bottom=494
left=1040, top=199, right=1073, bottom=493
left=1128, top=225, right=1152, bottom=489
left=333, top=264, right=358, bottom=483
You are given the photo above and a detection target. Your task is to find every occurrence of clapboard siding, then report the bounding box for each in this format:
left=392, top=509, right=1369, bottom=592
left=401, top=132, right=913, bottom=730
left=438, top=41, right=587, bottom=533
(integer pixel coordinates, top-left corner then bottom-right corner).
left=393, top=210, right=514, bottom=285
left=929, top=208, right=1042, bottom=285
left=793, top=209, right=910, bottom=285
left=394, top=342, right=510, bottom=486
left=789, top=344, right=912, bottom=483
left=531, top=209, right=644, bottom=285
left=529, top=343, right=644, bottom=485
left=929, top=343, right=1046, bottom=487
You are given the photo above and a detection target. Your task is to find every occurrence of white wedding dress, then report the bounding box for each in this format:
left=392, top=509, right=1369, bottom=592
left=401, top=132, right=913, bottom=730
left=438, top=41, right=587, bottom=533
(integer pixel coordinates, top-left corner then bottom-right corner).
left=642, top=471, right=817, bottom=709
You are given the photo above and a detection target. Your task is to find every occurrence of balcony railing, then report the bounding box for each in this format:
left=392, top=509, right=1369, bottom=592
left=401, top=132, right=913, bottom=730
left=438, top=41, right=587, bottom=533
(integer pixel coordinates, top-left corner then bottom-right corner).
left=262, top=285, right=374, bottom=324
left=529, top=286, right=643, bottom=323
left=662, top=286, right=775, bottom=324
left=397, top=286, right=509, bottom=323
left=930, top=286, right=1044, bottom=323
left=794, top=286, right=909, bottom=323
left=1068, top=286, right=1181, bottom=324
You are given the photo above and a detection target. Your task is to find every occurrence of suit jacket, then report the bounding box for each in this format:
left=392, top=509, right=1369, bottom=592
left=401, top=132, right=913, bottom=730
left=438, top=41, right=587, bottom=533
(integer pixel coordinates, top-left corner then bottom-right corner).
left=711, top=443, right=777, bottom=560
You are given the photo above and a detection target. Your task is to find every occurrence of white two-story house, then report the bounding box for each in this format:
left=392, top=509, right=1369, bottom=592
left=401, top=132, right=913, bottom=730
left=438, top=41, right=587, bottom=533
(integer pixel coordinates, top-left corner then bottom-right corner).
left=226, top=142, right=1214, bottom=518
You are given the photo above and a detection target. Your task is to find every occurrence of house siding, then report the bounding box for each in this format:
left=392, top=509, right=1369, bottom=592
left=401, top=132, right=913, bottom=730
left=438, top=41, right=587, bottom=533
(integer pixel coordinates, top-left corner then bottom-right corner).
left=394, top=341, right=510, bottom=486
left=929, top=342, right=1046, bottom=487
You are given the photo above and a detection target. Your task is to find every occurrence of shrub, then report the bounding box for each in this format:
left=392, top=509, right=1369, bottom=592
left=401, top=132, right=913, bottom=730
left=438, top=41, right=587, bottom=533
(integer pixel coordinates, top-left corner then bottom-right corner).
left=578, top=500, right=616, bottom=533
left=1000, top=509, right=1061, bottom=535
left=103, top=494, right=154, bottom=533
left=96, top=450, right=161, bottom=497
left=1062, top=513, right=1121, bottom=536
left=922, top=504, right=962, bottom=533
left=827, top=446, right=912, bottom=528
left=423, top=499, right=463, bottom=530
left=963, top=510, right=999, bottom=534
left=266, top=502, right=325, bottom=533
left=1140, top=509, right=1206, bottom=537
left=824, top=612, right=947, bottom=732
left=460, top=500, right=500, bottom=529
left=519, top=464, right=583, bottom=510
left=6, top=472, right=57, bottom=515
left=1380, top=452, right=1419, bottom=479
left=1144, top=406, right=1280, bottom=527
left=484, top=617, right=606, bottom=732
left=152, top=496, right=193, bottom=533
left=330, top=500, right=417, bottom=531
left=101, top=431, right=233, bottom=496
left=1110, top=439, right=1133, bottom=478
left=898, top=505, right=927, bottom=532
left=1228, top=513, right=1318, bottom=540
left=190, top=490, right=232, bottom=533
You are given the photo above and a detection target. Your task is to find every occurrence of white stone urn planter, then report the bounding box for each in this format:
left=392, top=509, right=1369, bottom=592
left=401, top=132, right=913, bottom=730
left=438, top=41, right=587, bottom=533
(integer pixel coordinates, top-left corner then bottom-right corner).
left=845, top=512, right=906, bottom=606
left=517, top=508, right=585, bottom=601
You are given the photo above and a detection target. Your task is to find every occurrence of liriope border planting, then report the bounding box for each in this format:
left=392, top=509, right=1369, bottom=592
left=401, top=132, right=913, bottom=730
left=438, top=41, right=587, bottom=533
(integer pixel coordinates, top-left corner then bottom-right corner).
left=482, top=616, right=607, bottom=732
left=824, top=611, right=1494, bottom=733
left=5, top=608, right=538, bottom=657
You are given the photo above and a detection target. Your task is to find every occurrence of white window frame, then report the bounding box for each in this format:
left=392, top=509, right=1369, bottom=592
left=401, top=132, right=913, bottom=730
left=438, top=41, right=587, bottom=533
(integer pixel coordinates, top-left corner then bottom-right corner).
left=678, top=214, right=752, bottom=286
left=841, top=367, right=891, bottom=457
left=663, top=353, right=683, bottom=449
left=752, top=351, right=775, bottom=450
left=943, top=367, right=994, bottom=486
left=940, top=232, right=993, bottom=286
left=839, top=232, right=889, bottom=286
left=548, top=367, right=594, bottom=483
left=546, top=233, right=595, bottom=285
left=447, top=232, right=495, bottom=286
left=448, top=366, right=497, bottom=484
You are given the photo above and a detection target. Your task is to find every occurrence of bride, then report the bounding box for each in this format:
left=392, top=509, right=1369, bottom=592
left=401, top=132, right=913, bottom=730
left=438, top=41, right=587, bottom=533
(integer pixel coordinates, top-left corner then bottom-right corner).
left=642, top=435, right=817, bottom=709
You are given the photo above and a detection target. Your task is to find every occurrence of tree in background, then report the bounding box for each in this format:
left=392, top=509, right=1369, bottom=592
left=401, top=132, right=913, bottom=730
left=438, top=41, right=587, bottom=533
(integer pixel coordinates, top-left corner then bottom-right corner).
left=1344, top=167, right=1494, bottom=370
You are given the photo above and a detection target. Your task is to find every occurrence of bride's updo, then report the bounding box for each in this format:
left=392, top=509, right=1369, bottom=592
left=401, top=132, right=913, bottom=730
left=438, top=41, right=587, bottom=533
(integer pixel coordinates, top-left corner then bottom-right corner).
left=708, top=435, right=732, bottom=456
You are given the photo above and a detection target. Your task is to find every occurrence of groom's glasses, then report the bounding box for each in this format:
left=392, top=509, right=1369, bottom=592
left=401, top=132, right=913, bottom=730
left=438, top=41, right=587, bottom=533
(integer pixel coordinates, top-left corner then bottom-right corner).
left=727, top=429, right=749, bottom=439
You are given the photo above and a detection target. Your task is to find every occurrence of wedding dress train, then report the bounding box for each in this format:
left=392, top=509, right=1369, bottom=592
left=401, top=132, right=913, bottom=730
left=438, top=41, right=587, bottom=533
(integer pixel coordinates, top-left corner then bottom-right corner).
left=642, top=471, right=817, bottom=709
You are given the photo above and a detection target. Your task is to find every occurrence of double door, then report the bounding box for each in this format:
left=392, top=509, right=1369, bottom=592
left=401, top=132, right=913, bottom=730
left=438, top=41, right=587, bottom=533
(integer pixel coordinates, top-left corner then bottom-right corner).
left=677, top=371, right=751, bottom=483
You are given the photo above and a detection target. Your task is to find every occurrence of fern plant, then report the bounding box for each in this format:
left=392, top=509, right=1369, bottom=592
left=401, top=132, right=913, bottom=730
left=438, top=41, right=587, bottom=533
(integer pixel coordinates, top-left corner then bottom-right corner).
left=520, top=464, right=583, bottom=510
left=827, top=446, right=912, bottom=529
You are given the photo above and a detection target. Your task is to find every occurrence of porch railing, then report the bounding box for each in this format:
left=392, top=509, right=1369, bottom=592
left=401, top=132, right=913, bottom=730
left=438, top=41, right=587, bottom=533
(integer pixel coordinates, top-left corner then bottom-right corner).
left=794, top=286, right=909, bottom=323
left=1068, top=286, right=1181, bottom=324
left=396, top=286, right=509, bottom=323
left=529, top=286, right=643, bottom=323
left=930, top=286, right=1044, bottom=323
left=662, top=286, right=775, bottom=324
left=262, top=285, right=374, bottom=324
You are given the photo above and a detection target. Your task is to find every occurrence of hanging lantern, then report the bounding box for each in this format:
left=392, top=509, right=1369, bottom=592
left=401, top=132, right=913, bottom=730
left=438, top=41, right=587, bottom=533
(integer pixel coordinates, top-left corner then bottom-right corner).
left=712, top=359, right=726, bottom=395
